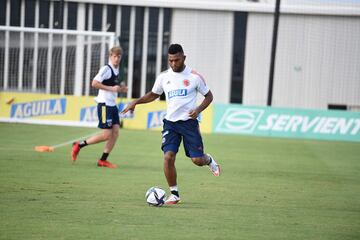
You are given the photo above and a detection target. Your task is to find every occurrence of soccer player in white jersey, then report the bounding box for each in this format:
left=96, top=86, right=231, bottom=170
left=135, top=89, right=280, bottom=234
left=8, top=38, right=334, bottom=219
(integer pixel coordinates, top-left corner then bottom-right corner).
left=71, top=46, right=128, bottom=168
left=122, top=44, right=220, bottom=204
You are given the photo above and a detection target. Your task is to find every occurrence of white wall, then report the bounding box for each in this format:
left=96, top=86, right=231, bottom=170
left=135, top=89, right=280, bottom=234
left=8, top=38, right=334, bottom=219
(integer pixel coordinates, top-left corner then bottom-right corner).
left=170, top=9, right=234, bottom=103
left=243, top=12, right=273, bottom=106
left=243, top=12, right=360, bottom=109
left=273, top=14, right=360, bottom=109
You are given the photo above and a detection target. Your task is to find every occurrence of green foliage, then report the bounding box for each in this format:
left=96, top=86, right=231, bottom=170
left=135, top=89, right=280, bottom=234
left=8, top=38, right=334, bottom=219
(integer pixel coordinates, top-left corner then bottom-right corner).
left=0, top=123, right=359, bottom=240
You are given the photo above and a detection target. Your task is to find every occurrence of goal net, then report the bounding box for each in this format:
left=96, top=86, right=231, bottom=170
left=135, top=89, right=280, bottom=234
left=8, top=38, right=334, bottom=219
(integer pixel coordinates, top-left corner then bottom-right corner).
left=0, top=26, right=117, bottom=96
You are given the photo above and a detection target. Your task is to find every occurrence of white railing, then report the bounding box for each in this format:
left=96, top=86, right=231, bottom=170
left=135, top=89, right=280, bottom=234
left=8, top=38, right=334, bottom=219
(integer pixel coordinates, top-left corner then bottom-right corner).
left=0, top=26, right=117, bottom=96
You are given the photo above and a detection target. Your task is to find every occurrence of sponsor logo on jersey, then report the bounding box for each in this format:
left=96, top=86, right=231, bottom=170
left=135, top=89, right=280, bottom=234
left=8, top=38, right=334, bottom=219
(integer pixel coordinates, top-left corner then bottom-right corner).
left=168, top=89, right=188, bottom=99
left=10, top=98, right=66, bottom=118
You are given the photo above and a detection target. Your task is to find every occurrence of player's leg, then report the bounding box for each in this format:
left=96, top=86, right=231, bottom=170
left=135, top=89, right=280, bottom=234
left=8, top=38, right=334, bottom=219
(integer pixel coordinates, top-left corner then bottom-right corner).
left=182, top=119, right=221, bottom=176
left=103, top=124, right=119, bottom=153
left=71, top=129, right=112, bottom=161
left=97, top=124, right=119, bottom=168
left=163, top=151, right=177, bottom=190
left=191, top=154, right=220, bottom=176
left=161, top=119, right=181, bottom=204
left=97, top=106, right=120, bottom=168
left=86, top=129, right=112, bottom=145
left=71, top=103, right=111, bottom=161
left=163, top=151, right=181, bottom=204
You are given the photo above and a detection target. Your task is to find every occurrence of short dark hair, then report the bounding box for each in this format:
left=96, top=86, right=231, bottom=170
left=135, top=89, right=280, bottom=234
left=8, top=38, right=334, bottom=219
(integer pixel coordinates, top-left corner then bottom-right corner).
left=168, top=44, right=184, bottom=54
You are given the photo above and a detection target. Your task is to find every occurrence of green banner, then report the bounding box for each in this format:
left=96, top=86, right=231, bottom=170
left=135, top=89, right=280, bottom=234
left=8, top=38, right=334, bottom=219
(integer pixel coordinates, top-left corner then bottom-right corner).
left=213, top=104, right=360, bottom=142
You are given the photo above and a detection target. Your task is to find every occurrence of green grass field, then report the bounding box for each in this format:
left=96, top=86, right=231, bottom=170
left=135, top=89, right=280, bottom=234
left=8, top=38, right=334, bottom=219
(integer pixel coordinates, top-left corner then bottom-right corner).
left=0, top=122, right=359, bottom=240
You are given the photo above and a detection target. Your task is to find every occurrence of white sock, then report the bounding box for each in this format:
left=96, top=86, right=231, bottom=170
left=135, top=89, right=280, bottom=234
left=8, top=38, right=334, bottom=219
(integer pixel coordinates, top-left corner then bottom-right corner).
left=169, top=186, right=180, bottom=197
left=169, top=185, right=178, bottom=192
left=205, top=154, right=212, bottom=165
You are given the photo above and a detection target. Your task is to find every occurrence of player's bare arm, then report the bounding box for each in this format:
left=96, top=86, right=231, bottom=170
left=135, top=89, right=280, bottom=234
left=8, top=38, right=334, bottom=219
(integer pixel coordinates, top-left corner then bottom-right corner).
left=122, top=91, right=160, bottom=114
left=189, top=90, right=213, bottom=119
left=91, top=80, right=128, bottom=93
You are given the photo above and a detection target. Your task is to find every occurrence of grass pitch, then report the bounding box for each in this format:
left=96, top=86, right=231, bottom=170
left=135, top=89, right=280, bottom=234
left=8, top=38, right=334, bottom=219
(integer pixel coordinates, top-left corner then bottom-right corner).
left=0, top=122, right=359, bottom=240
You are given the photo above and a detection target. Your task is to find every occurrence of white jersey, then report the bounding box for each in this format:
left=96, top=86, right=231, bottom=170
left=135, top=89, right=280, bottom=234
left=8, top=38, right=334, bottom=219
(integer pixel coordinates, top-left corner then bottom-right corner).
left=151, top=66, right=210, bottom=122
left=93, top=63, right=119, bottom=106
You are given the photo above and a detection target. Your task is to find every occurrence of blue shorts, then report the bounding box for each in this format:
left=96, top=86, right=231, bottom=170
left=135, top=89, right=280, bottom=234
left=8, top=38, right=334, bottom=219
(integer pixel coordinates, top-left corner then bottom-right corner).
left=97, top=103, right=120, bottom=129
left=161, top=119, right=204, bottom=158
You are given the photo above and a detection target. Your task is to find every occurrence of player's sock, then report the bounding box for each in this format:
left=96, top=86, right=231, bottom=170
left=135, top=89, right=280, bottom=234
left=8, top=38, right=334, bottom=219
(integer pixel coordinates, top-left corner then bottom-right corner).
left=171, top=191, right=179, bottom=197
left=100, top=152, right=109, bottom=161
left=170, top=186, right=179, bottom=197
left=205, top=154, right=212, bottom=165
left=79, top=140, right=88, bottom=149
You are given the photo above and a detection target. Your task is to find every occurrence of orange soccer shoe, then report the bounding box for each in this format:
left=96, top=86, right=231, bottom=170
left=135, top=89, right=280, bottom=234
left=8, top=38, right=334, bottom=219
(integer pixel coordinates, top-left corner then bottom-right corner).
left=71, top=142, right=81, bottom=161
left=97, top=160, right=118, bottom=169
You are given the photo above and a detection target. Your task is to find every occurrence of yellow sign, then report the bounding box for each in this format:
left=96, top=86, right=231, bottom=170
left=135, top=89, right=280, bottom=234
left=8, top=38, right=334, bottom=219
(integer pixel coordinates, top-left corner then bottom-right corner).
left=0, top=92, right=213, bottom=133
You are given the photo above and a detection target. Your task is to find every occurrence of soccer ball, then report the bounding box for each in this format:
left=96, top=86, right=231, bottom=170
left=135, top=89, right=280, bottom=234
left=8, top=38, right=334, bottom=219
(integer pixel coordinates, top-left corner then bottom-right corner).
left=145, top=187, right=166, bottom=207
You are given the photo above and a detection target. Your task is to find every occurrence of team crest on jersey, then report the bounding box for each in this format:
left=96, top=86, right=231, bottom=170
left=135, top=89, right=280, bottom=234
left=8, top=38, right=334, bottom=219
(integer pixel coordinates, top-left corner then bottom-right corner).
left=183, top=79, right=190, bottom=87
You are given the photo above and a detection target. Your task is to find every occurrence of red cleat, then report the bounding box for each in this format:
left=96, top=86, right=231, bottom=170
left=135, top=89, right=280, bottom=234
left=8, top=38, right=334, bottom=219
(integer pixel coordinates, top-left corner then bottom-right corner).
left=71, top=142, right=80, bottom=161
left=97, top=160, right=117, bottom=169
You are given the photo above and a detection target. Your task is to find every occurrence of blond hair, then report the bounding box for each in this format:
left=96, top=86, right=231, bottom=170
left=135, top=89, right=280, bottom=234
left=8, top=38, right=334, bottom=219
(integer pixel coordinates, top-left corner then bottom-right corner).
left=109, top=46, right=123, bottom=56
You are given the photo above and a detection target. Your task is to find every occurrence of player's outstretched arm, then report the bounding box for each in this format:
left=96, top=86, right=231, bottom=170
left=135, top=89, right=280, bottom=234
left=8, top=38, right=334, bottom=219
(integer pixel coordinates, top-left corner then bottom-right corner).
left=122, top=91, right=160, bottom=114
left=189, top=90, right=213, bottom=119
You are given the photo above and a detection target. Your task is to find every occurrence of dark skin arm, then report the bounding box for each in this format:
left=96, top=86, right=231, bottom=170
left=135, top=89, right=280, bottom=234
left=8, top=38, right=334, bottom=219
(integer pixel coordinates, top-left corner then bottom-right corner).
left=122, top=90, right=213, bottom=118
left=121, top=91, right=160, bottom=113
left=188, top=90, right=213, bottom=119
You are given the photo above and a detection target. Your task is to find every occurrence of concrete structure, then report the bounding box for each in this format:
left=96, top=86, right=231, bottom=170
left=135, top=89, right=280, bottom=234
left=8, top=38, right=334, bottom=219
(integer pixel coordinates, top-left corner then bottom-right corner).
left=0, top=0, right=359, bottom=110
